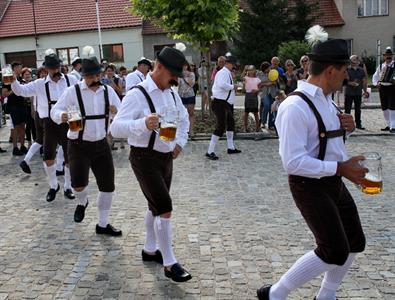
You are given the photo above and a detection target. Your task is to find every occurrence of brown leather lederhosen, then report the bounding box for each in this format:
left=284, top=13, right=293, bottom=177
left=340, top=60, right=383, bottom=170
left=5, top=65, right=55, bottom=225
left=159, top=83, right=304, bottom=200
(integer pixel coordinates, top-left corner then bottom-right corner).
left=67, top=84, right=114, bottom=192
left=128, top=85, right=175, bottom=216
left=42, top=75, right=71, bottom=162
left=287, top=91, right=365, bottom=266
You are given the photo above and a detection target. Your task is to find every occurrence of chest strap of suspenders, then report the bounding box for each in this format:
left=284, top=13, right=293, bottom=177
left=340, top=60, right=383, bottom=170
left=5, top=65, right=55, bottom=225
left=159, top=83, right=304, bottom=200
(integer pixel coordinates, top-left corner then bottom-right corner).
left=225, top=74, right=233, bottom=101
left=74, top=84, right=110, bottom=141
left=288, top=91, right=346, bottom=161
left=130, top=85, right=177, bottom=151
left=45, top=75, right=71, bottom=117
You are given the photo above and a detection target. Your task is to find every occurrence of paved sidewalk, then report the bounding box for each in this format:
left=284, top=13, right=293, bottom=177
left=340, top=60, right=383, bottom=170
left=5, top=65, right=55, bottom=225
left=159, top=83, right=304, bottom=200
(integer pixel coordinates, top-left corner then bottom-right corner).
left=0, top=121, right=394, bottom=299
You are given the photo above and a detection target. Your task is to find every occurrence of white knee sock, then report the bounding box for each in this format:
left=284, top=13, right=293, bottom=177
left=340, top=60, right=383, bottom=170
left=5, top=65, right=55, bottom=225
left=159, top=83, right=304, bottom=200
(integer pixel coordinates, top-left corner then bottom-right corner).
left=270, top=251, right=336, bottom=300
left=24, top=142, right=42, bottom=164
left=56, top=146, right=64, bottom=171
left=97, top=191, right=113, bottom=228
left=63, top=166, right=71, bottom=190
left=208, top=134, right=220, bottom=154
left=74, top=187, right=88, bottom=206
left=389, top=110, right=395, bottom=129
left=316, top=253, right=356, bottom=300
left=383, top=109, right=390, bottom=127
left=154, top=217, right=177, bottom=267
left=226, top=131, right=235, bottom=150
left=43, top=163, right=58, bottom=189
left=143, top=210, right=157, bottom=253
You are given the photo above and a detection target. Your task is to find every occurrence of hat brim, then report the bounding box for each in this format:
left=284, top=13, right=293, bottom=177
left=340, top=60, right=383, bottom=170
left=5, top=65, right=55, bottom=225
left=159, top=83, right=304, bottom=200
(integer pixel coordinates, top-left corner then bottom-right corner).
left=307, top=53, right=350, bottom=64
left=44, top=62, right=61, bottom=68
left=81, top=67, right=102, bottom=76
left=157, top=58, right=184, bottom=77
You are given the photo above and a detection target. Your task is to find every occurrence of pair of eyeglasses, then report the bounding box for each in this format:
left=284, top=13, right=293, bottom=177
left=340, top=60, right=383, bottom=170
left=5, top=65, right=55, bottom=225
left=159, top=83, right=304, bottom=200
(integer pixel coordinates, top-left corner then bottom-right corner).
left=302, top=60, right=308, bottom=63
left=287, top=64, right=293, bottom=67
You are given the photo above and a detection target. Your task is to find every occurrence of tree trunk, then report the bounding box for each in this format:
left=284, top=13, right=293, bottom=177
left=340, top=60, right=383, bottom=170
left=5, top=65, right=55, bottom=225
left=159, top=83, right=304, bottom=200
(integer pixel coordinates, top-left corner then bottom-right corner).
left=203, top=50, right=212, bottom=119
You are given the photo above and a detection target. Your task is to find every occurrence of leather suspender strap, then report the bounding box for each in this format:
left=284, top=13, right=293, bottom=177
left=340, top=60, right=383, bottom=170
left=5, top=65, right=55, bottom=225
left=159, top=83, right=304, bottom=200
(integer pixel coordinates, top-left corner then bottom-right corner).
left=75, top=84, right=110, bottom=141
left=131, top=85, right=156, bottom=151
left=65, top=74, right=70, bottom=87
left=75, top=84, right=86, bottom=140
left=289, top=91, right=328, bottom=161
left=225, top=74, right=233, bottom=101
left=44, top=81, right=55, bottom=117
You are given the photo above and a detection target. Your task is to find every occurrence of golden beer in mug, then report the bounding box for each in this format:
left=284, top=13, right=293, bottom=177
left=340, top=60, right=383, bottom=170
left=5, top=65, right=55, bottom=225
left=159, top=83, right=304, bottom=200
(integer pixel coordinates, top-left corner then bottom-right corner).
left=160, top=124, right=177, bottom=141
left=68, top=117, right=83, bottom=132
left=360, top=152, right=382, bottom=195
left=2, top=65, right=14, bottom=85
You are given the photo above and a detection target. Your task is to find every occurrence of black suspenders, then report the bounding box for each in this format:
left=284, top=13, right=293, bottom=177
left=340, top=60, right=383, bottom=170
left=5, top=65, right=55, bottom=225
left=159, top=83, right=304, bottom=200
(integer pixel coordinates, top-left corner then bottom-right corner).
left=74, top=84, right=110, bottom=141
left=225, top=74, right=233, bottom=101
left=288, top=91, right=346, bottom=161
left=45, top=75, right=71, bottom=116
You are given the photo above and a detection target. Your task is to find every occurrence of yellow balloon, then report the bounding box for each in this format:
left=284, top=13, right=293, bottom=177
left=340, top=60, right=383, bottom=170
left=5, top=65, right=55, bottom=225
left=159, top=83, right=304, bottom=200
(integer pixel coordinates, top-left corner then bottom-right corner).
left=268, top=69, right=279, bottom=81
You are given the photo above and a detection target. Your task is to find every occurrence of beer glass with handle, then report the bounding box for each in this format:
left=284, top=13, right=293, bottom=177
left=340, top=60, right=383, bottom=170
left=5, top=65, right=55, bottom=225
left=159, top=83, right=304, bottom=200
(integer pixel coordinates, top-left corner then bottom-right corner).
left=360, top=152, right=383, bottom=195
left=67, top=106, right=83, bottom=132
left=159, top=106, right=179, bottom=142
left=1, top=65, right=14, bottom=85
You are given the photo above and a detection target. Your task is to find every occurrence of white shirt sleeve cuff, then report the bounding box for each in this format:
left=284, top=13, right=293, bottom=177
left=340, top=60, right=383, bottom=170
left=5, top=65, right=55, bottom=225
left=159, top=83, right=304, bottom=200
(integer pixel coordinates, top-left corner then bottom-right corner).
left=323, top=161, right=338, bottom=177
left=130, top=117, right=149, bottom=136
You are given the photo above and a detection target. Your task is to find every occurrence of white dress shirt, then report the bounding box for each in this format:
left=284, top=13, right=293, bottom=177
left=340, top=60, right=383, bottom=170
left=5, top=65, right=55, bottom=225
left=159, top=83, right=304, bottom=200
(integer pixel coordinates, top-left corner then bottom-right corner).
left=69, top=69, right=82, bottom=81
left=125, top=70, right=145, bottom=92
left=11, top=74, right=78, bottom=119
left=51, top=81, right=121, bottom=142
left=212, top=66, right=235, bottom=104
left=275, top=80, right=348, bottom=179
left=372, top=61, right=395, bottom=86
left=110, top=74, right=189, bottom=153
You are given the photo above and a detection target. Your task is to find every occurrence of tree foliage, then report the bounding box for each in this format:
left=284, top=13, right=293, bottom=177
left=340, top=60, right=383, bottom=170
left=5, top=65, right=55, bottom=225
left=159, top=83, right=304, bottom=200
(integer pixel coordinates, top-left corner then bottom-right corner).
left=233, top=0, right=319, bottom=67
left=278, top=40, right=311, bottom=67
left=129, top=0, right=239, bottom=51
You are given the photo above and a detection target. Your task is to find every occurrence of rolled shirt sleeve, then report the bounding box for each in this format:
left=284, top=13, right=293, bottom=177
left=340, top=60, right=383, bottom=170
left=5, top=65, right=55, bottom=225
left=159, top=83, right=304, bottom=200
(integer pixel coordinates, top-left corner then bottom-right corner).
left=11, top=79, right=37, bottom=97
left=51, top=87, right=72, bottom=125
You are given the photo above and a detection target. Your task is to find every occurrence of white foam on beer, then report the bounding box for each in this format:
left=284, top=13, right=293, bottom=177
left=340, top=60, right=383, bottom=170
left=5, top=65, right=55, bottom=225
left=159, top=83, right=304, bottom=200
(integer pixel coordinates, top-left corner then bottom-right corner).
left=161, top=124, right=177, bottom=129
left=364, top=173, right=380, bottom=182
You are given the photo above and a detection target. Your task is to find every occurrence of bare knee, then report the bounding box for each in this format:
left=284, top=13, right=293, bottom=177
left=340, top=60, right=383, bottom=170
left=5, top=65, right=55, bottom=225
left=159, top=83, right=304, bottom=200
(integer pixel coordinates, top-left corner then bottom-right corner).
left=74, top=186, right=85, bottom=192
left=160, top=212, right=172, bottom=219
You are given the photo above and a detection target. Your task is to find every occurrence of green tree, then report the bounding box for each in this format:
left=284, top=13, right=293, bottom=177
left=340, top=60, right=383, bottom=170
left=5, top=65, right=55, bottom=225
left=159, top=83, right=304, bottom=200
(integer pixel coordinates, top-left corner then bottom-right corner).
left=233, top=0, right=288, bottom=66
left=129, top=0, right=239, bottom=114
left=288, top=0, right=320, bottom=40
left=278, top=40, right=311, bottom=67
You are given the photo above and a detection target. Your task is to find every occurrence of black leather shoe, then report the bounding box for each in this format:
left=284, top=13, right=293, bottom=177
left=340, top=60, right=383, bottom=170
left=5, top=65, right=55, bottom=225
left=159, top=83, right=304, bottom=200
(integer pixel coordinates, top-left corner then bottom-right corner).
left=12, top=147, right=23, bottom=156
left=95, top=224, right=122, bottom=236
left=74, top=201, right=89, bottom=223
left=390, top=128, right=395, bottom=134
left=19, top=160, right=31, bottom=174
left=20, top=145, right=28, bottom=154
left=257, top=285, right=271, bottom=300
left=356, top=125, right=366, bottom=130
left=0, top=147, right=6, bottom=153
left=227, top=148, right=242, bottom=154
left=205, top=152, right=219, bottom=160
left=164, top=263, right=192, bottom=282
left=56, top=169, right=64, bottom=176
left=381, top=126, right=390, bottom=131
left=64, top=189, right=75, bottom=199
left=142, top=249, right=163, bottom=264
left=46, top=184, right=60, bottom=202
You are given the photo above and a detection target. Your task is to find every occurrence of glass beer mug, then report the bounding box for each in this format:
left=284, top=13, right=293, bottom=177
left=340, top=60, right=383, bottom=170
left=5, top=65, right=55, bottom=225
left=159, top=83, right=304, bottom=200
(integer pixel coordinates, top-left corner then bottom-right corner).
left=360, top=152, right=383, bottom=195
left=1, top=65, right=14, bottom=85
left=159, top=108, right=179, bottom=142
left=67, top=106, right=83, bottom=132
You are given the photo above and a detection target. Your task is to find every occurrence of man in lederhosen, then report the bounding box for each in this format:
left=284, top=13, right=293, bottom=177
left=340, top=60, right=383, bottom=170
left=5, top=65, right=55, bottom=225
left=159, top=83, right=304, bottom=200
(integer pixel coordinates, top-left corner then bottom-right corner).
left=125, top=58, right=151, bottom=91
left=11, top=50, right=77, bottom=202
left=51, top=53, right=122, bottom=236
left=110, top=47, right=192, bottom=282
left=206, top=54, right=241, bottom=160
left=372, top=47, right=395, bottom=132
left=257, top=26, right=368, bottom=300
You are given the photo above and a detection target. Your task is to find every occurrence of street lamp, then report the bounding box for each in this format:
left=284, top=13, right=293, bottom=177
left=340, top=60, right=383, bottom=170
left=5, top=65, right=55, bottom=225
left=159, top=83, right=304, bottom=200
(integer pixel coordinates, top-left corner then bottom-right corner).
left=95, top=0, right=104, bottom=61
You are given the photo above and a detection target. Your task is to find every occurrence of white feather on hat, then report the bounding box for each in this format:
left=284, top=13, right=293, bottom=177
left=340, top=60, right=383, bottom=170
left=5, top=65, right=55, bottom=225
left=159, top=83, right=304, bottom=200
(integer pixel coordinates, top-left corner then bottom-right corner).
left=305, top=25, right=328, bottom=46
left=44, top=48, right=56, bottom=56
left=175, top=43, right=186, bottom=52
left=225, top=52, right=232, bottom=57
left=82, top=46, right=95, bottom=58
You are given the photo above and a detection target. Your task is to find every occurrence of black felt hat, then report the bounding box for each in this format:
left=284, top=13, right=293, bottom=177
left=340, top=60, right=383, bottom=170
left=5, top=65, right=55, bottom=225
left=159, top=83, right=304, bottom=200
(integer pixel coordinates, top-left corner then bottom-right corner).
left=138, top=58, right=152, bottom=67
left=383, top=47, right=393, bottom=55
left=81, top=57, right=101, bottom=76
left=225, top=54, right=238, bottom=65
left=71, top=57, right=82, bottom=66
left=307, top=39, right=350, bottom=64
left=44, top=54, right=61, bottom=68
left=156, top=47, right=186, bottom=77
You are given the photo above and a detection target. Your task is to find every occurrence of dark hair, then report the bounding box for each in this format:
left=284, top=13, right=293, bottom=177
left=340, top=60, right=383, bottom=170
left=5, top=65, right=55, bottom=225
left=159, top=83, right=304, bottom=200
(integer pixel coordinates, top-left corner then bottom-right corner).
left=184, top=62, right=191, bottom=72
left=260, top=61, right=271, bottom=72
left=119, top=66, right=126, bottom=72
left=37, top=66, right=47, bottom=77
left=11, top=61, right=22, bottom=70
left=132, top=66, right=137, bottom=71
left=21, top=67, right=32, bottom=76
left=105, top=65, right=116, bottom=72
left=309, top=61, right=346, bottom=76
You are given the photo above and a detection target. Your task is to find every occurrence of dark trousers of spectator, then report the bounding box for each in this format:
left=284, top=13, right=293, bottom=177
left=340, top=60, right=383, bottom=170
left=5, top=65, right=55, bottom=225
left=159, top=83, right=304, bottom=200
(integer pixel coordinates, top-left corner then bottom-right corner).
left=344, top=95, right=362, bottom=127
left=25, top=109, right=36, bottom=143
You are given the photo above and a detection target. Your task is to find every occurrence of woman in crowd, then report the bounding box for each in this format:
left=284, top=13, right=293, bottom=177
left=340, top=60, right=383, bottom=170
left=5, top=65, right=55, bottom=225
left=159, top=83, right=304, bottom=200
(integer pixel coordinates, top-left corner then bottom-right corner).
left=243, top=65, right=261, bottom=132
left=198, top=60, right=210, bottom=112
left=284, top=59, right=298, bottom=95
left=178, top=62, right=196, bottom=137
left=21, top=68, right=36, bottom=148
left=296, top=55, right=310, bottom=80
left=258, top=62, right=278, bottom=130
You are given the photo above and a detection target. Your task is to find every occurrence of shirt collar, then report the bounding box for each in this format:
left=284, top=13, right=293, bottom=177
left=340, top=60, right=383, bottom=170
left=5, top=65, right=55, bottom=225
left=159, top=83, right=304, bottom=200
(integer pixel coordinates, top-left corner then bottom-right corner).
left=297, top=80, right=333, bottom=102
left=45, top=73, right=66, bottom=83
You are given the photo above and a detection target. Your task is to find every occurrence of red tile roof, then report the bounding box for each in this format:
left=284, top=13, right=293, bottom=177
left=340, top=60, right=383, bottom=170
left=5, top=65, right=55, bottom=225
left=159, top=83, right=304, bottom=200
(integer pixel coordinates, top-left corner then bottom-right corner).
left=0, top=0, right=142, bottom=39
left=142, top=20, right=166, bottom=35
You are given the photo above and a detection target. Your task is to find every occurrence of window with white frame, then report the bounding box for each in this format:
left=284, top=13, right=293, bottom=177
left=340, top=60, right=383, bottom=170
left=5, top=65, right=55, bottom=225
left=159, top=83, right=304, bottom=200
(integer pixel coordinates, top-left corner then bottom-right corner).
left=358, top=0, right=388, bottom=17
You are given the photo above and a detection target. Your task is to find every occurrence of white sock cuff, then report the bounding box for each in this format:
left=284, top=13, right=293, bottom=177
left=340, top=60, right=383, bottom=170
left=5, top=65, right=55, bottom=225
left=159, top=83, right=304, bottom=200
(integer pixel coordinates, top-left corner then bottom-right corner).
left=97, top=192, right=113, bottom=210
left=74, top=187, right=88, bottom=205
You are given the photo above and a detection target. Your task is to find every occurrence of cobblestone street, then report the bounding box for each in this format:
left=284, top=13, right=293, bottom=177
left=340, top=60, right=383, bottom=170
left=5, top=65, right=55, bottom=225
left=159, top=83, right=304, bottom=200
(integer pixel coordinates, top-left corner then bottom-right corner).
left=0, top=109, right=394, bottom=300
